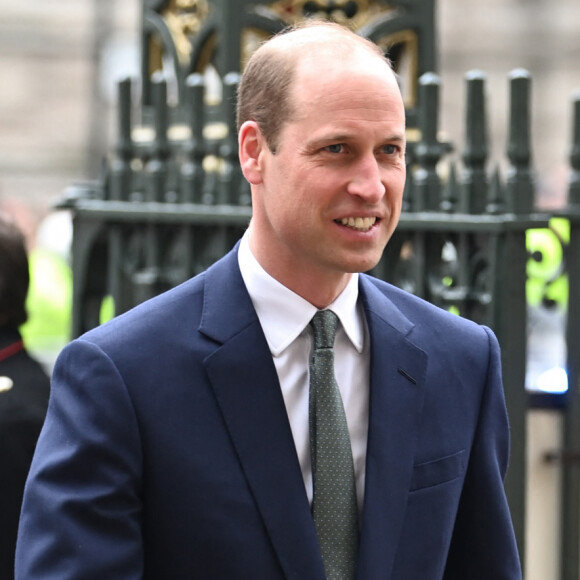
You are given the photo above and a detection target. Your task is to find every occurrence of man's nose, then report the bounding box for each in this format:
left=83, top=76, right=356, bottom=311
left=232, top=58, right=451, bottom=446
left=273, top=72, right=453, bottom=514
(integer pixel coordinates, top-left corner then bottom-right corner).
left=346, top=155, right=386, bottom=202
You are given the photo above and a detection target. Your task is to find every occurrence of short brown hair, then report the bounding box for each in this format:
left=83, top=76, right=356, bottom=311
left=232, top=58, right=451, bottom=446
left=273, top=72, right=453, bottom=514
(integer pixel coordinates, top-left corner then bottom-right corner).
left=0, top=214, right=30, bottom=328
left=236, top=21, right=390, bottom=153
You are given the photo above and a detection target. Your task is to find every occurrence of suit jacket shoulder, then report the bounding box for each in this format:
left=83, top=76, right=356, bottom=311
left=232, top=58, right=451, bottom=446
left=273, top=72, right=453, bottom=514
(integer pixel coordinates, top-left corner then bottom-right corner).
left=360, top=273, right=495, bottom=359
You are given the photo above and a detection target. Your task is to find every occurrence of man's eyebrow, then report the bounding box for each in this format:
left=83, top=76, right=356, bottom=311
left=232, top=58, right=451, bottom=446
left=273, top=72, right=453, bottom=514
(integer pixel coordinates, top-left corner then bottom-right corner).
left=308, top=132, right=355, bottom=145
left=384, top=133, right=406, bottom=143
left=308, top=132, right=406, bottom=145
left=301, top=134, right=351, bottom=153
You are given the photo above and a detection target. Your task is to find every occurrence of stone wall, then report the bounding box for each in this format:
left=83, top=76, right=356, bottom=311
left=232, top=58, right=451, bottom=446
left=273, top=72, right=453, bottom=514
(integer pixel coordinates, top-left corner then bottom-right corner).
left=0, top=0, right=139, bottom=228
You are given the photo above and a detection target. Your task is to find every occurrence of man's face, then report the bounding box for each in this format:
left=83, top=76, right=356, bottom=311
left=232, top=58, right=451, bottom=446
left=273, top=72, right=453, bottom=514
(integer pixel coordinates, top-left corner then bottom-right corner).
left=246, top=49, right=406, bottom=293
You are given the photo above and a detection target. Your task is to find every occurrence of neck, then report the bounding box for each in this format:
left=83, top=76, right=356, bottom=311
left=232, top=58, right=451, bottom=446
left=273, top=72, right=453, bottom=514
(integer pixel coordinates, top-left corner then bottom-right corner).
left=246, top=229, right=352, bottom=309
left=281, top=273, right=351, bottom=310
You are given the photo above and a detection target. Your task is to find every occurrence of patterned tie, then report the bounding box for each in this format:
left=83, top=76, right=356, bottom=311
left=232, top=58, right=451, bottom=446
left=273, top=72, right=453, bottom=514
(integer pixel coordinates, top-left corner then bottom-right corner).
left=309, top=309, right=359, bottom=580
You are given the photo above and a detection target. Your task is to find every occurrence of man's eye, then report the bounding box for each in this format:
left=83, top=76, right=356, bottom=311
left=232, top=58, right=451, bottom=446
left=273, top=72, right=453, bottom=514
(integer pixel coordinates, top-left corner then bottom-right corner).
left=382, top=144, right=399, bottom=155
left=325, top=144, right=344, bottom=154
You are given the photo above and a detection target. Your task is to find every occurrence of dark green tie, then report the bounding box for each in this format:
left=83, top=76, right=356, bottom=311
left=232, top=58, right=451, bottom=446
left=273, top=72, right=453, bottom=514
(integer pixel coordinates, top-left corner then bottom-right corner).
left=309, top=309, right=359, bottom=580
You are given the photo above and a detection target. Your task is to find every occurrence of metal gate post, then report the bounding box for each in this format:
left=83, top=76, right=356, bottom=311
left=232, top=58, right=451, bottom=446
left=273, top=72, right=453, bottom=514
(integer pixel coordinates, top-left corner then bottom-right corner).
left=494, top=226, right=529, bottom=570
left=561, top=95, right=580, bottom=580
left=494, top=69, right=537, bottom=572
left=562, top=216, right=580, bottom=580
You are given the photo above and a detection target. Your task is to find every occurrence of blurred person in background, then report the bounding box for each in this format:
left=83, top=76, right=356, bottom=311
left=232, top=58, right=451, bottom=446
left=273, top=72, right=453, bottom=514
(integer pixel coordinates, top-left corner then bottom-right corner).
left=0, top=212, right=50, bottom=580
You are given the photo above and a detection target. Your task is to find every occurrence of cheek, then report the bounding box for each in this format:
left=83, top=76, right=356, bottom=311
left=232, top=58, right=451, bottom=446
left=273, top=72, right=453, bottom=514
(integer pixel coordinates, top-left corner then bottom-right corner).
left=387, top=169, right=406, bottom=202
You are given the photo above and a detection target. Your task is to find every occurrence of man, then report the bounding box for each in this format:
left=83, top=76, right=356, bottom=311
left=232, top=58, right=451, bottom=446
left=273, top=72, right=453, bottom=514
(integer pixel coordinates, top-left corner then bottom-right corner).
left=16, top=21, right=521, bottom=579
left=0, top=214, right=50, bottom=580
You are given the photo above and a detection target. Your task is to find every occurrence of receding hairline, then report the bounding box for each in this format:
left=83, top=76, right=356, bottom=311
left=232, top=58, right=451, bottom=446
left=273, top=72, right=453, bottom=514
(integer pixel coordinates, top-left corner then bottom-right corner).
left=252, top=21, right=392, bottom=72
left=258, top=20, right=388, bottom=56
left=236, top=21, right=397, bottom=151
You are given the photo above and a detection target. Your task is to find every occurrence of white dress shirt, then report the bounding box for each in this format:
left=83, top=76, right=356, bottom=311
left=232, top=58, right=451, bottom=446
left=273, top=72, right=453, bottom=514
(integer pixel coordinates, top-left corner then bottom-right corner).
left=238, top=232, right=370, bottom=512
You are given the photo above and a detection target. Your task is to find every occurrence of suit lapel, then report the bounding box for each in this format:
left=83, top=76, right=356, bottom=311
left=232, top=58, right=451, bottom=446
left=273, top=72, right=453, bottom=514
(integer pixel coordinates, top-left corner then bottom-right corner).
left=200, top=249, right=325, bottom=580
left=357, top=277, right=428, bottom=580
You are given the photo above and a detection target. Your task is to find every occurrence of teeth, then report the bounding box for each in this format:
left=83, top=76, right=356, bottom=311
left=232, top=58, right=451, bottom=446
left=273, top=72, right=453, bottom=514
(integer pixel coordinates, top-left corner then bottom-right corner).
left=339, top=217, right=377, bottom=231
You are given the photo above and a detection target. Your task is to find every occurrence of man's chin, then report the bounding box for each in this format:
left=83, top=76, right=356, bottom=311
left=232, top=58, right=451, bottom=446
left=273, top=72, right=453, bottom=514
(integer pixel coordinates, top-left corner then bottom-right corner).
left=338, top=253, right=384, bottom=275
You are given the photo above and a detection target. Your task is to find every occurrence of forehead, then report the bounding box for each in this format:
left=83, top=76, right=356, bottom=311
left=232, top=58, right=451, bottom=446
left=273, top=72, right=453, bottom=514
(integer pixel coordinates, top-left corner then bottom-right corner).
left=288, top=51, right=404, bottom=130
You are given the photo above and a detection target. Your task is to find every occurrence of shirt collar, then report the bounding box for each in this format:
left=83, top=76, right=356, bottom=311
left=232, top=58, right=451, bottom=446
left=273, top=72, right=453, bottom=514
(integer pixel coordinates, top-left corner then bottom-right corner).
left=238, top=232, right=365, bottom=356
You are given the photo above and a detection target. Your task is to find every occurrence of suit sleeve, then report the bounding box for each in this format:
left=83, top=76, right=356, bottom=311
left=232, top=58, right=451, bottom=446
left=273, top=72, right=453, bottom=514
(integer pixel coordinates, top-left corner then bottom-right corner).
left=443, top=326, right=522, bottom=579
left=15, top=339, right=144, bottom=580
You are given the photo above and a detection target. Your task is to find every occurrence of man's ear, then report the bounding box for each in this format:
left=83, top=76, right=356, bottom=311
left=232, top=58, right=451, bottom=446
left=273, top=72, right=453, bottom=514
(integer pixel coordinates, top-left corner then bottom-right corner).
left=238, top=120, right=267, bottom=185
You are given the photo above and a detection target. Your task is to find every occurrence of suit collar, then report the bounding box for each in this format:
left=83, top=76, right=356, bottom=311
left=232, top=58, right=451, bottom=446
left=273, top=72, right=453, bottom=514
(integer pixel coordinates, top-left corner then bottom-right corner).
left=199, top=250, right=417, bottom=346
left=198, top=244, right=257, bottom=344
left=238, top=233, right=364, bottom=355
left=358, top=275, right=416, bottom=339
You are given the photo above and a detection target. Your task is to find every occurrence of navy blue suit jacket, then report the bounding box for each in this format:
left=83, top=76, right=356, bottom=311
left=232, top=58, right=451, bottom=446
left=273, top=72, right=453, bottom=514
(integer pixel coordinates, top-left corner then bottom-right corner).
left=16, top=245, right=521, bottom=579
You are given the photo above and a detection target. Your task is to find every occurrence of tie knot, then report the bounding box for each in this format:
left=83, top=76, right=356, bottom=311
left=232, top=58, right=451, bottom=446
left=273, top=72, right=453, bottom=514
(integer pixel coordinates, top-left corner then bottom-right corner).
left=310, top=310, right=339, bottom=350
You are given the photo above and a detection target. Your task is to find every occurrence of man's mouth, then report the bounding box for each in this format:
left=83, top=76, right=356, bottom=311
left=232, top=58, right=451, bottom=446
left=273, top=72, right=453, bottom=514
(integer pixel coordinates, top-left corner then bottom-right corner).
left=336, top=217, right=377, bottom=232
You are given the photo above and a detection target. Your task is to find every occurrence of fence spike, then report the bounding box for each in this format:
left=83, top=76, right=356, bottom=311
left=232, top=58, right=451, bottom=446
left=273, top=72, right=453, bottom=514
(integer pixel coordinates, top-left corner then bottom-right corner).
left=145, top=72, right=170, bottom=203
left=110, top=77, right=133, bottom=201
left=219, top=72, right=242, bottom=205
left=568, top=92, right=580, bottom=209
left=462, top=70, right=489, bottom=214
left=181, top=73, right=206, bottom=203
left=414, top=72, right=442, bottom=211
left=506, top=69, right=535, bottom=214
